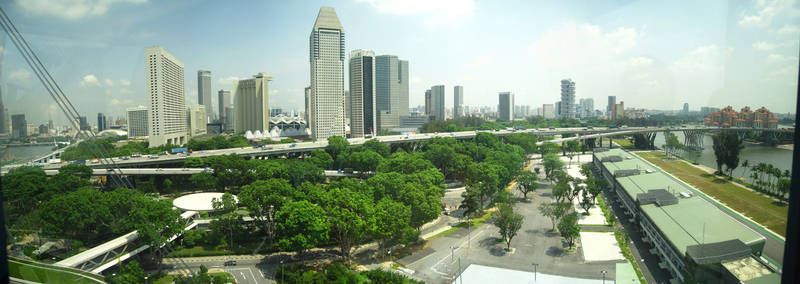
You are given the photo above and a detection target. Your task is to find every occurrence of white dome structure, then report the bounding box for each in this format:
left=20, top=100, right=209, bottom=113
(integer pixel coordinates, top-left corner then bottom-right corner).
left=172, top=192, right=238, bottom=212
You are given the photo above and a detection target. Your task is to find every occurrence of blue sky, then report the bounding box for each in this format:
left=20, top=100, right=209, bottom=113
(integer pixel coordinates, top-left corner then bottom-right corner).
left=1, top=0, right=798, bottom=125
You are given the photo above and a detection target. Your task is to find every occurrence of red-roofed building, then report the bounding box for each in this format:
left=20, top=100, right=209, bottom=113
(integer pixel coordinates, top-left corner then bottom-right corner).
left=705, top=106, right=777, bottom=129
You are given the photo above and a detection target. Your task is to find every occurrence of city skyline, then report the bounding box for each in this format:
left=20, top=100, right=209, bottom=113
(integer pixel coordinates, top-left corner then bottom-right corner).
left=0, top=0, right=798, bottom=126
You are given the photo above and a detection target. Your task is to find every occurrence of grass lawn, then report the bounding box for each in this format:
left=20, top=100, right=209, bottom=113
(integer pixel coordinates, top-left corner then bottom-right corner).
left=8, top=258, right=104, bottom=284
left=636, top=151, right=787, bottom=237
left=612, top=138, right=634, bottom=148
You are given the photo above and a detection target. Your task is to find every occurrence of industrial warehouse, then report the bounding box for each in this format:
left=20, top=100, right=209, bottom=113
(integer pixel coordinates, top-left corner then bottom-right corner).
left=592, top=148, right=780, bottom=283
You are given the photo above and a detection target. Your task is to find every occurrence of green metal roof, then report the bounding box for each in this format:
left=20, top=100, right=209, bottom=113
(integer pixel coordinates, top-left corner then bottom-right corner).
left=615, top=262, right=639, bottom=284
left=743, top=273, right=781, bottom=284
left=596, top=149, right=765, bottom=256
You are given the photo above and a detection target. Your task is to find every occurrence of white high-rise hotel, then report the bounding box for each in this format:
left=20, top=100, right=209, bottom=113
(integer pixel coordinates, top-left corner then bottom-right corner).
left=145, top=46, right=186, bottom=147
left=309, top=7, right=346, bottom=140
left=233, top=73, right=272, bottom=134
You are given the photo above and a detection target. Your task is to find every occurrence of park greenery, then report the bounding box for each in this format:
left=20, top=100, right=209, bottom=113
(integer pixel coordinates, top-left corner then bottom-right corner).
left=491, top=203, right=524, bottom=251
left=420, top=114, right=703, bottom=134
left=741, top=160, right=792, bottom=202
left=711, top=131, right=744, bottom=176
left=275, top=262, right=424, bottom=284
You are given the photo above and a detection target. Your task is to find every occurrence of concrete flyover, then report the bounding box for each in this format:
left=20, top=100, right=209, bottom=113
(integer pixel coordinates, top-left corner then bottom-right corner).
left=18, top=126, right=792, bottom=171
left=539, top=126, right=794, bottom=146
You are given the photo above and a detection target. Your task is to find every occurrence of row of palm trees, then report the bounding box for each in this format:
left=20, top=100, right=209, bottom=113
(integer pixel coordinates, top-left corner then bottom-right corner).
left=740, top=160, right=791, bottom=201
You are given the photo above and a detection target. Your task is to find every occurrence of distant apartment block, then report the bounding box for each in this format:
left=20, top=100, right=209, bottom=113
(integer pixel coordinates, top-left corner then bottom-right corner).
left=704, top=106, right=777, bottom=128
left=188, top=105, right=207, bottom=137
left=498, top=92, right=514, bottom=121
left=11, top=114, right=26, bottom=138
left=453, top=86, right=464, bottom=119
left=560, top=79, right=575, bottom=118
left=126, top=106, right=148, bottom=138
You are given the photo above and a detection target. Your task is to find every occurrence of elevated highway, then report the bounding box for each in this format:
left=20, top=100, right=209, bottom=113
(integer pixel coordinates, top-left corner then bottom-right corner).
left=20, top=126, right=792, bottom=170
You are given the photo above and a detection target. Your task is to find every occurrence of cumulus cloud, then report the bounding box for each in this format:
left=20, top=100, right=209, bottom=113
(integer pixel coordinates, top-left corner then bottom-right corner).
left=15, top=0, right=148, bottom=21
left=766, top=53, right=799, bottom=63
left=80, top=74, right=101, bottom=87
left=104, top=79, right=114, bottom=87
left=119, top=79, right=131, bottom=86
left=9, top=69, right=31, bottom=82
left=739, top=0, right=796, bottom=27
left=527, top=24, right=641, bottom=67
left=464, top=55, right=494, bottom=69
left=628, top=56, right=654, bottom=68
left=670, top=45, right=732, bottom=74
left=217, top=76, right=242, bottom=87
left=775, top=24, right=800, bottom=34
left=357, top=0, right=475, bottom=27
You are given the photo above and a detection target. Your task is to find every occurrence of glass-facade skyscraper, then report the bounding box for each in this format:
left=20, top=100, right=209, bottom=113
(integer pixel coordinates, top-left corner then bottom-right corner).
left=309, top=7, right=346, bottom=140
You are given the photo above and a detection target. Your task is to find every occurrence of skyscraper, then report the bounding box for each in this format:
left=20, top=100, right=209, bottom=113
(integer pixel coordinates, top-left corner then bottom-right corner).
left=309, top=6, right=346, bottom=140
left=425, top=89, right=432, bottom=115
left=607, top=96, right=616, bottom=116
left=11, top=114, right=26, bottom=138
left=683, top=103, right=689, bottom=114
left=498, top=92, right=514, bottom=121
left=233, top=73, right=272, bottom=134
left=453, top=86, right=464, bottom=119
left=542, top=104, right=555, bottom=119
left=348, top=49, right=376, bottom=138
left=97, top=113, right=107, bottom=132
left=375, top=55, right=409, bottom=131
left=560, top=79, right=575, bottom=119
left=188, top=105, right=207, bottom=137
left=126, top=106, right=148, bottom=138
left=146, top=46, right=186, bottom=147
left=78, top=116, right=89, bottom=131
left=218, top=90, right=231, bottom=128
left=429, top=85, right=445, bottom=121
left=304, top=86, right=311, bottom=124
left=555, top=101, right=562, bottom=117
left=198, top=70, right=212, bottom=121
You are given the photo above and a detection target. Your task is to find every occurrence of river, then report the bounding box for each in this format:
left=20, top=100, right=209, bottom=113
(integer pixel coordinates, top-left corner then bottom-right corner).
left=651, top=131, right=792, bottom=184
left=0, top=144, right=55, bottom=165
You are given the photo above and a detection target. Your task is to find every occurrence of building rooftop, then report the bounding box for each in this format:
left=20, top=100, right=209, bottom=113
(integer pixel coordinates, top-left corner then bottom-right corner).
left=595, top=148, right=765, bottom=257
left=313, top=6, right=343, bottom=31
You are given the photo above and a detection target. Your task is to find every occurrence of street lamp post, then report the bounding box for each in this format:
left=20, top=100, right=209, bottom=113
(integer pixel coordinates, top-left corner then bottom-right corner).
left=601, top=270, right=607, bottom=284
left=280, top=260, right=284, bottom=283
left=450, top=246, right=458, bottom=262
left=532, top=263, right=538, bottom=282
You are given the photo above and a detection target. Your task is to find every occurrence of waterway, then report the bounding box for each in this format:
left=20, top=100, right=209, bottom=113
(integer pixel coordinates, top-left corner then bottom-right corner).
left=650, top=131, right=792, bottom=184
left=0, top=144, right=55, bottom=166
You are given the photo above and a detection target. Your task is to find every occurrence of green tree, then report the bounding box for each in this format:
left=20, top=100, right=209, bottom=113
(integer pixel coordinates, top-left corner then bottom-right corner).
left=212, top=193, right=240, bottom=250
left=322, top=187, right=375, bottom=260
left=183, top=157, right=206, bottom=168
left=516, top=171, right=539, bottom=199
left=326, top=136, right=349, bottom=162
left=112, top=260, right=146, bottom=284
left=424, top=143, right=456, bottom=178
left=189, top=172, right=218, bottom=192
left=565, top=140, right=581, bottom=167
left=363, top=139, right=391, bottom=158
left=491, top=203, right=524, bottom=251
left=276, top=200, right=330, bottom=254
left=344, top=150, right=384, bottom=175
left=542, top=153, right=564, bottom=182
left=307, top=149, right=334, bottom=169
left=57, top=164, right=93, bottom=179
left=579, top=188, right=592, bottom=214
left=238, top=179, right=293, bottom=247
left=558, top=213, right=580, bottom=248
left=538, top=202, right=571, bottom=231
left=377, top=152, right=436, bottom=174
left=373, top=198, right=414, bottom=248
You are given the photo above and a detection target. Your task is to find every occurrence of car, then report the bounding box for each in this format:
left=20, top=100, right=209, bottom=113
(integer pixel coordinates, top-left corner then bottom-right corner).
left=121, top=156, right=130, bottom=160
left=224, top=261, right=237, bottom=266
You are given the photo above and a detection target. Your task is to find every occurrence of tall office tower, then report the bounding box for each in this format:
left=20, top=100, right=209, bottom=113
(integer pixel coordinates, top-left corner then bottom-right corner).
left=126, top=106, right=149, bottom=138
left=424, top=89, right=432, bottom=115
left=607, top=96, right=616, bottom=116
left=198, top=70, right=212, bottom=121
left=453, top=86, right=464, bottom=119
left=309, top=6, right=346, bottom=140
left=304, top=86, right=311, bottom=124
left=498, top=92, right=514, bottom=121
left=146, top=46, right=187, bottom=147
left=683, top=103, right=689, bottom=114
left=429, top=85, right=445, bottom=121
left=542, top=104, right=555, bottom=119
left=224, top=107, right=234, bottom=131
left=555, top=101, right=562, bottom=117
left=375, top=55, right=409, bottom=131
left=38, top=124, right=49, bottom=136
left=348, top=49, right=376, bottom=138
left=0, top=91, right=6, bottom=134
left=187, top=105, right=207, bottom=137
left=233, top=72, right=272, bottom=134
left=218, top=90, right=231, bottom=127
left=97, top=113, right=107, bottom=132
left=78, top=116, right=89, bottom=130
left=11, top=114, right=26, bottom=138
left=344, top=90, right=351, bottom=126
left=560, top=79, right=575, bottom=119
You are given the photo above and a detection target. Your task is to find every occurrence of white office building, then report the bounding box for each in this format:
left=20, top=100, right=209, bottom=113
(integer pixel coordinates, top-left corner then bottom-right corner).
left=218, top=90, right=231, bottom=129
left=453, top=86, right=464, bottom=119
left=349, top=49, right=376, bottom=138
left=126, top=106, right=148, bottom=138
left=233, top=73, right=272, bottom=134
left=188, top=105, right=207, bottom=137
left=542, top=104, right=555, bottom=119
left=560, top=79, right=575, bottom=119
left=145, top=46, right=186, bottom=147
left=309, top=7, right=346, bottom=140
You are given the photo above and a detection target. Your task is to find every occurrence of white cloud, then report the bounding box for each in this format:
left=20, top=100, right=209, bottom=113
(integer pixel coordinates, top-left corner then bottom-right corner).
left=9, top=69, right=31, bottom=81
left=119, top=79, right=131, bottom=86
left=357, top=0, right=476, bottom=27
left=753, top=41, right=778, bottom=50
left=15, top=0, right=147, bottom=21
left=739, top=0, right=796, bottom=27
left=527, top=24, right=641, bottom=66
left=110, top=98, right=121, bottom=105
left=628, top=56, right=654, bottom=68
left=670, top=45, right=732, bottom=74
left=104, top=79, right=114, bottom=87
left=766, top=53, right=799, bottom=63
left=464, top=55, right=494, bottom=69
left=776, top=24, right=800, bottom=34
left=270, top=89, right=280, bottom=94
left=79, top=74, right=101, bottom=87
left=411, top=76, right=421, bottom=84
